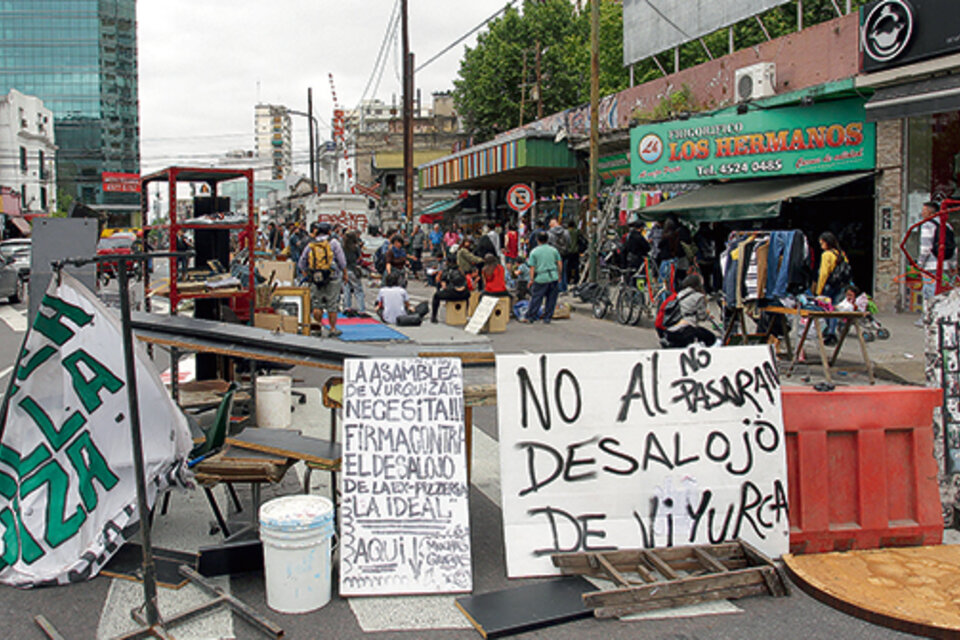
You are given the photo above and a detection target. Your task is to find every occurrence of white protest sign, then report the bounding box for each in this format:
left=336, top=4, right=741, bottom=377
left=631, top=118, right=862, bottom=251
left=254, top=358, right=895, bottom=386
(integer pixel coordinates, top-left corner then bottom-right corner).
left=465, top=295, right=498, bottom=335
left=496, top=346, right=788, bottom=578
left=0, top=273, right=193, bottom=586
left=340, top=358, right=472, bottom=595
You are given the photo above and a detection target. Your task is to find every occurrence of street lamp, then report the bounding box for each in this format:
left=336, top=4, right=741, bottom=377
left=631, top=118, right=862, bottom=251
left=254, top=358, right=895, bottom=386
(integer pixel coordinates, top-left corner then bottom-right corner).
left=288, top=93, right=320, bottom=192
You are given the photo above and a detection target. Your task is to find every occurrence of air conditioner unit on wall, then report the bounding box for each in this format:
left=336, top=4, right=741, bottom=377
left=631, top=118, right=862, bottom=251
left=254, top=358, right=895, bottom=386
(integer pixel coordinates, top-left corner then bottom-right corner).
left=735, top=63, right=776, bottom=102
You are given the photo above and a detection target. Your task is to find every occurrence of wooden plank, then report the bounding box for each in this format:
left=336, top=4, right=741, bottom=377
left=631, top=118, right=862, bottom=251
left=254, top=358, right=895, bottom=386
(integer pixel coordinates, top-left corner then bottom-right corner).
left=584, top=567, right=767, bottom=609
left=454, top=577, right=597, bottom=639
left=596, top=554, right=631, bottom=587
left=594, top=583, right=770, bottom=618
left=219, top=445, right=289, bottom=465
left=642, top=549, right=679, bottom=580
left=102, top=544, right=198, bottom=590
left=226, top=428, right=341, bottom=466
left=552, top=544, right=746, bottom=575
left=418, top=351, right=496, bottom=365
left=633, top=562, right=656, bottom=583
left=693, top=547, right=729, bottom=574
left=463, top=383, right=497, bottom=407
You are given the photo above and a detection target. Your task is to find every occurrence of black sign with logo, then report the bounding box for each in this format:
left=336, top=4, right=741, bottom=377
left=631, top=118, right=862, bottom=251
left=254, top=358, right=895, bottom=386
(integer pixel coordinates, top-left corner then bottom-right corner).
left=860, top=0, right=960, bottom=73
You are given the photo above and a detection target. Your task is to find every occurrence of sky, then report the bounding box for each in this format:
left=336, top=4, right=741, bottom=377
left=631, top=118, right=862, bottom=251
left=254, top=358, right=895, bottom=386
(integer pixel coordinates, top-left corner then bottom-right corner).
left=136, top=0, right=511, bottom=175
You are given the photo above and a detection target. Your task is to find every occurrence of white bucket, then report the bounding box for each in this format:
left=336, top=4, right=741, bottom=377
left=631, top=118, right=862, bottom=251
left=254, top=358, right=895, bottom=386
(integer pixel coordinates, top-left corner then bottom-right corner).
left=256, top=375, right=292, bottom=428
left=259, top=495, right=336, bottom=614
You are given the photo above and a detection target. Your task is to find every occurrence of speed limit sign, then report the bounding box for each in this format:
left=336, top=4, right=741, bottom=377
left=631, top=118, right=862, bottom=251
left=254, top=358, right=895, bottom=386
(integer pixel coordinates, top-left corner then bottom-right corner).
left=506, top=183, right=535, bottom=214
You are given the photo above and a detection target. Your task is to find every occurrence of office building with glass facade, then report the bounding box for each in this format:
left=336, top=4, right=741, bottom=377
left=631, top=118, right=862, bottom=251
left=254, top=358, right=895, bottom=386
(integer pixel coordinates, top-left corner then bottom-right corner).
left=0, top=0, right=139, bottom=207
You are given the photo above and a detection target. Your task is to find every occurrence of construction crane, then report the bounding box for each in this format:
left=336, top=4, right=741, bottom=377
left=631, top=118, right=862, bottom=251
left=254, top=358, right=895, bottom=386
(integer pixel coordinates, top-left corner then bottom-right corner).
left=328, top=73, right=355, bottom=194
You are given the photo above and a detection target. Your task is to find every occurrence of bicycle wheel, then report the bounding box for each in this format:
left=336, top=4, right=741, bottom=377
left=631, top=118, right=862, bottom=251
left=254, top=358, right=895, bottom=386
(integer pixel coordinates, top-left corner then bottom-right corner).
left=632, top=289, right=650, bottom=325
left=616, top=288, right=638, bottom=325
left=592, top=293, right=610, bottom=319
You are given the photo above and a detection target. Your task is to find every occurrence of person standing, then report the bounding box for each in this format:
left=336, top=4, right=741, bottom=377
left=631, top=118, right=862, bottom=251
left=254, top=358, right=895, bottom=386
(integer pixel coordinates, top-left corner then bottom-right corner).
left=919, top=200, right=957, bottom=306
left=815, top=231, right=850, bottom=346
left=429, top=223, right=444, bottom=258
left=547, top=218, right=571, bottom=292
left=504, top=223, right=519, bottom=266
left=341, top=230, right=366, bottom=315
left=298, top=222, right=347, bottom=337
left=524, top=231, right=562, bottom=323
left=410, top=225, right=425, bottom=275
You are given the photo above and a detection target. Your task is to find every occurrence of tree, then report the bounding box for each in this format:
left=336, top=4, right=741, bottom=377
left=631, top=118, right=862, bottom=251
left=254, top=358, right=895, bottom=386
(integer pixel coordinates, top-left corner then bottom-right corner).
left=453, top=0, right=628, bottom=142
left=453, top=0, right=873, bottom=138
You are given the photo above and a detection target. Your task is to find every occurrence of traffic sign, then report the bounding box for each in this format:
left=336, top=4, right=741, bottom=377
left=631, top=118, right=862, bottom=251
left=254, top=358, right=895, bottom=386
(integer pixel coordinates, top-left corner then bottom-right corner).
left=506, top=183, right=535, bottom=214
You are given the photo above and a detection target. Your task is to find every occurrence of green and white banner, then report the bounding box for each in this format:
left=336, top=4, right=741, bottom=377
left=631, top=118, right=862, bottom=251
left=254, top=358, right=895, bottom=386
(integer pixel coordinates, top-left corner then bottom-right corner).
left=0, top=273, right=192, bottom=586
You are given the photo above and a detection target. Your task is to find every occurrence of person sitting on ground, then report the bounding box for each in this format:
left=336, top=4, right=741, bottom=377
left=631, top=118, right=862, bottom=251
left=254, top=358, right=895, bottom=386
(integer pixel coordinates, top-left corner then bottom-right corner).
left=660, top=273, right=717, bottom=348
left=457, top=236, right=484, bottom=276
left=481, top=253, right=509, bottom=297
left=430, top=258, right=470, bottom=323
left=375, top=270, right=412, bottom=324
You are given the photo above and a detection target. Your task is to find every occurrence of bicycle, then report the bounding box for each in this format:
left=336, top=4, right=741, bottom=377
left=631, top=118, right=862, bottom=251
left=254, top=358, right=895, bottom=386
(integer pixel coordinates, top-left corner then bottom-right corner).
left=591, top=261, right=655, bottom=325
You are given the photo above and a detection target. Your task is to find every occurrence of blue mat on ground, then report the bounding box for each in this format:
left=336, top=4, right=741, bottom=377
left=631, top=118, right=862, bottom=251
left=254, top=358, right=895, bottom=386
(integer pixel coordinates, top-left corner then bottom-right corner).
left=321, top=314, right=411, bottom=342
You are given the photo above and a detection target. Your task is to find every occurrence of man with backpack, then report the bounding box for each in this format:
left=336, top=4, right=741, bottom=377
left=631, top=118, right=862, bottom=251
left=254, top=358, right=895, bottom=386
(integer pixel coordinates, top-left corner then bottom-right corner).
left=297, top=222, right=347, bottom=337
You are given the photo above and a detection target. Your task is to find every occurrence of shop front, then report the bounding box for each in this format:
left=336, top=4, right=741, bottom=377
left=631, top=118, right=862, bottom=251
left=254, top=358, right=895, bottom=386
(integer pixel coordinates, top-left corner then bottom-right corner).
left=855, top=0, right=960, bottom=311
left=631, top=94, right=878, bottom=297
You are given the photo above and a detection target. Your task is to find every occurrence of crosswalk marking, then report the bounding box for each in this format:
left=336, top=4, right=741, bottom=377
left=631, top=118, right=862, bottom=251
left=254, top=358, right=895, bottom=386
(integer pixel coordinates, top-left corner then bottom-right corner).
left=0, top=306, right=27, bottom=333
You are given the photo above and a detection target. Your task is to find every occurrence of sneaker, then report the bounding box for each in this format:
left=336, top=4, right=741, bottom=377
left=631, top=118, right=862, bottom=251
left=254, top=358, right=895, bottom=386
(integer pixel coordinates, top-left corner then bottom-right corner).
left=430, top=317, right=438, bottom=324
left=823, top=335, right=837, bottom=346
left=328, top=328, right=343, bottom=337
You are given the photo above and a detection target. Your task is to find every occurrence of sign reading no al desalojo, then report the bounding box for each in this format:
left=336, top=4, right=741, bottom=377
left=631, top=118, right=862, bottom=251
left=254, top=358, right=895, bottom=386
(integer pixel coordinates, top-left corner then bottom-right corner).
left=629, top=99, right=876, bottom=185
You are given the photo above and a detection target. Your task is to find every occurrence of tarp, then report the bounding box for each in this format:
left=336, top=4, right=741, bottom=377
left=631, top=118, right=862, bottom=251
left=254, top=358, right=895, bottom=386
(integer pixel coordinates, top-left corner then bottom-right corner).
left=0, top=273, right=192, bottom=586
left=640, top=171, right=874, bottom=223
left=418, top=198, right=462, bottom=224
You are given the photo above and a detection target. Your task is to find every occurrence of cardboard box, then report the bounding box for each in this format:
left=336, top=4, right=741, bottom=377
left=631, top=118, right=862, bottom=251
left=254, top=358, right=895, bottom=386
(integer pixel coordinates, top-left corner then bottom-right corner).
left=257, top=260, right=295, bottom=285
left=255, top=312, right=299, bottom=334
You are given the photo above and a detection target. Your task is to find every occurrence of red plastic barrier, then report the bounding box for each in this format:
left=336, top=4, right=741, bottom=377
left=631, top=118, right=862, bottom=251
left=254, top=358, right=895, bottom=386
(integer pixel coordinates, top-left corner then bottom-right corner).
left=783, top=386, right=943, bottom=554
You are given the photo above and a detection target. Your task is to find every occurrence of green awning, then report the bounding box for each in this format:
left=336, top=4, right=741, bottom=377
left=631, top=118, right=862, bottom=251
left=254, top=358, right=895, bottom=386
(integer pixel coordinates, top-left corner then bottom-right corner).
left=640, top=171, right=874, bottom=223
left=420, top=198, right=462, bottom=215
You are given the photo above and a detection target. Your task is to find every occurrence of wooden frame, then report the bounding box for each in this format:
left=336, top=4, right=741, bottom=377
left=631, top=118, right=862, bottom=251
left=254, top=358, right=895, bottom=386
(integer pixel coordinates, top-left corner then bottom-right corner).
left=271, top=286, right=310, bottom=335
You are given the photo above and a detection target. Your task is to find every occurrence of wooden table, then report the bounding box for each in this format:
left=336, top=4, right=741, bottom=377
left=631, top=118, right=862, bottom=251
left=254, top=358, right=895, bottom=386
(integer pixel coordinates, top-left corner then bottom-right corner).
left=761, top=306, right=874, bottom=384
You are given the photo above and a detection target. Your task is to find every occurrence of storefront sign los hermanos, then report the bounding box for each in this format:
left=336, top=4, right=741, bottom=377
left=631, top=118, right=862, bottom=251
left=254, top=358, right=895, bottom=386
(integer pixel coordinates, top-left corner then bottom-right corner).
left=630, top=99, right=876, bottom=185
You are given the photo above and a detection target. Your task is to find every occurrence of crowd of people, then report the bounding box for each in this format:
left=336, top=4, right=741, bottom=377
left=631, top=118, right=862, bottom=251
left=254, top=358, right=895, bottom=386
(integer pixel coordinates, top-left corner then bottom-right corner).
left=247, top=207, right=889, bottom=349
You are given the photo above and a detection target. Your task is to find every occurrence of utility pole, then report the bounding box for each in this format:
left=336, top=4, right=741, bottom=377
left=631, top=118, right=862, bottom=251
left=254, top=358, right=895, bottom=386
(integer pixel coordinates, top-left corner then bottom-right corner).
left=535, top=39, right=543, bottom=119
left=519, top=49, right=528, bottom=126
left=402, top=0, right=414, bottom=227
left=588, top=0, right=599, bottom=282
left=307, top=88, right=316, bottom=192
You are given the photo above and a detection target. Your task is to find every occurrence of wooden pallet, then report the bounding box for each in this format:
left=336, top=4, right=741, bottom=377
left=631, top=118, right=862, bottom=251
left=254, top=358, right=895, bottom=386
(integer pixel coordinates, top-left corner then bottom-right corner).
left=552, top=540, right=789, bottom=618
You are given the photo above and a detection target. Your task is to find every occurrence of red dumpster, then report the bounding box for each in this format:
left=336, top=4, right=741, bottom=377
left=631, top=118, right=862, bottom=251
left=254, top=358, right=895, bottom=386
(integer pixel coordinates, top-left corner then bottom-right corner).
left=783, top=386, right=943, bottom=554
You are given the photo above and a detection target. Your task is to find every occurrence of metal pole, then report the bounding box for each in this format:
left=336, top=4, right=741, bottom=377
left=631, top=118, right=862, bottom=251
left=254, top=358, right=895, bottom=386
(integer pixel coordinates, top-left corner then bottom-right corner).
left=117, top=258, right=161, bottom=627
left=307, top=89, right=316, bottom=191
left=588, top=0, right=599, bottom=283
left=402, top=0, right=414, bottom=226
left=535, top=39, right=543, bottom=120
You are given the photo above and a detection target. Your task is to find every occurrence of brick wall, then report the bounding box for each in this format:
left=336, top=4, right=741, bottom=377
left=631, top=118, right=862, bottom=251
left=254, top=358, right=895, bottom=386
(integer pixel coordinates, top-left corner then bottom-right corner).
left=874, top=119, right=904, bottom=312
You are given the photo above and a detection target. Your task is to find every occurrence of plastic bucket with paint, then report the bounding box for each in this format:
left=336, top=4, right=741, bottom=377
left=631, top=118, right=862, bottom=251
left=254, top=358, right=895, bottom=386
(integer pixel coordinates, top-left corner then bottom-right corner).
left=259, top=495, right=335, bottom=613
left=256, top=375, right=292, bottom=428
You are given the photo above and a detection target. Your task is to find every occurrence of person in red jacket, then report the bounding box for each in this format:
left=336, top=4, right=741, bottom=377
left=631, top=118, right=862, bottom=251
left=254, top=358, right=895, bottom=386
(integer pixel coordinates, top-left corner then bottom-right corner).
left=481, top=253, right=509, bottom=297
left=503, top=223, right=519, bottom=266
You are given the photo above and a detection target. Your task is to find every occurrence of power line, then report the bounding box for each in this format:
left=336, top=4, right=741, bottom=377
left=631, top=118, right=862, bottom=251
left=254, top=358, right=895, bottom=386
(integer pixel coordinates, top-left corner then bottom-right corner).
left=415, top=1, right=517, bottom=73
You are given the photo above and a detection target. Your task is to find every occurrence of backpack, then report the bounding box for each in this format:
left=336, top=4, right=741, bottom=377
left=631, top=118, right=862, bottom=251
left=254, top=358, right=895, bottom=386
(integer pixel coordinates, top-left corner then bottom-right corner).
left=373, top=241, right=389, bottom=274
left=307, top=239, right=334, bottom=286
left=825, top=251, right=852, bottom=291
left=933, top=223, right=957, bottom=261
left=549, top=227, right=570, bottom=255
left=655, top=292, right=682, bottom=332
left=576, top=230, right=588, bottom=254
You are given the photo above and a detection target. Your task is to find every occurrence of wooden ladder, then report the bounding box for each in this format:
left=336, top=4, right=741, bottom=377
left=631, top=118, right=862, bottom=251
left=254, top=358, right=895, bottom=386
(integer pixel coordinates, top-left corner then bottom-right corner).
left=552, top=539, right=789, bottom=618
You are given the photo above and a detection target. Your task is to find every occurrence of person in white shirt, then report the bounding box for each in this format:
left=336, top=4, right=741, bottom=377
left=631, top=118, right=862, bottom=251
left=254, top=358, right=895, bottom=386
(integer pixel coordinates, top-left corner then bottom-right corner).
left=918, top=200, right=956, bottom=325
left=375, top=270, right=411, bottom=324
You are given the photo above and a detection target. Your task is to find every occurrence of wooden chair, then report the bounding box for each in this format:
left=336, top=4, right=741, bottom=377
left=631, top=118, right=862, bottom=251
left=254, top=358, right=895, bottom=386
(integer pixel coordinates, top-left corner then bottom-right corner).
left=302, top=377, right=343, bottom=499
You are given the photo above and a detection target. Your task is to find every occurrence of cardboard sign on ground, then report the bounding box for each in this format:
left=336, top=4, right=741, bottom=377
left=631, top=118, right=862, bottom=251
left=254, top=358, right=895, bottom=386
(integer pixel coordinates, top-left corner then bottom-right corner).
left=495, top=346, right=788, bottom=578
left=465, top=295, right=499, bottom=335
left=340, top=357, right=472, bottom=595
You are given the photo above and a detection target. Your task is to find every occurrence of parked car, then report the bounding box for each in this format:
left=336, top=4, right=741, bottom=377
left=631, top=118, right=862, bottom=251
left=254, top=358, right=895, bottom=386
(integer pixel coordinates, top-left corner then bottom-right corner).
left=96, top=232, right=140, bottom=281
left=0, top=238, right=30, bottom=302
left=0, top=252, right=22, bottom=303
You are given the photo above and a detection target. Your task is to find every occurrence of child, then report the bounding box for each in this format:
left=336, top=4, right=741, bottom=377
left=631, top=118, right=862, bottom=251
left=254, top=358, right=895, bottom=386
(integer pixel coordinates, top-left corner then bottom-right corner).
left=375, top=271, right=411, bottom=324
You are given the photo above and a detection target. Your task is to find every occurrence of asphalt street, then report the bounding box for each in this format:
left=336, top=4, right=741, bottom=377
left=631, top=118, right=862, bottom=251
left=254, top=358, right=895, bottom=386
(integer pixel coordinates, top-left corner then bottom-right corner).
left=0, top=285, right=927, bottom=639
